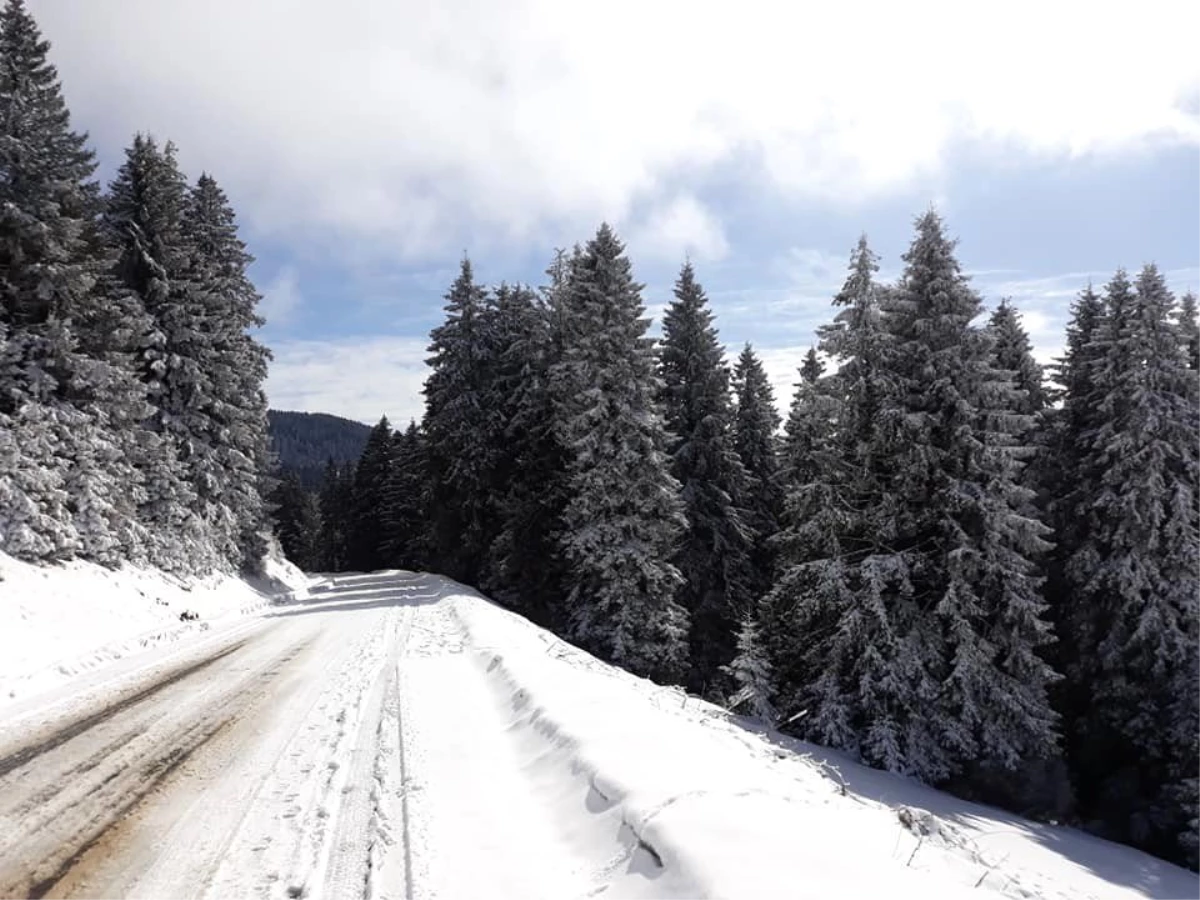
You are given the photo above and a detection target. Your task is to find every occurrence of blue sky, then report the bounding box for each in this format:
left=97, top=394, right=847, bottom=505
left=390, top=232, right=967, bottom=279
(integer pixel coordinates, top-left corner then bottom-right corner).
left=33, top=0, right=1199, bottom=424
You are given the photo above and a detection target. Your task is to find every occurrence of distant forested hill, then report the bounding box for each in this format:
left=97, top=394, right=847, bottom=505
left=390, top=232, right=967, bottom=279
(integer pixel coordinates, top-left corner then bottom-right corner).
left=268, top=410, right=372, bottom=487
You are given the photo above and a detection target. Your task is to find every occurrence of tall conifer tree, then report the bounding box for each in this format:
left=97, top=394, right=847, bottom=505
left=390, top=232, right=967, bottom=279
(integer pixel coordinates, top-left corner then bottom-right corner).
left=660, top=261, right=755, bottom=693
left=0, top=0, right=138, bottom=563
left=1055, top=266, right=1199, bottom=862
left=550, top=224, right=689, bottom=682
left=731, top=343, right=781, bottom=595
left=183, top=173, right=272, bottom=568
left=423, top=258, right=493, bottom=583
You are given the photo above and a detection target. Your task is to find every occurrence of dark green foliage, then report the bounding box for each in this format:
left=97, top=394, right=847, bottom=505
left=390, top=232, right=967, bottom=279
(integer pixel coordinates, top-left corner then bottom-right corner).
left=781, top=347, right=837, bottom=491
left=347, top=416, right=393, bottom=572
left=182, top=173, right=273, bottom=570
left=269, top=470, right=321, bottom=571
left=988, top=300, right=1049, bottom=416
left=487, top=251, right=575, bottom=628
left=659, top=262, right=755, bottom=695
left=731, top=344, right=781, bottom=596
left=549, top=224, right=689, bottom=683
left=268, top=410, right=371, bottom=488
left=379, top=421, right=429, bottom=570
left=316, top=459, right=354, bottom=572
left=1051, top=265, right=1199, bottom=865
left=422, top=258, right=495, bottom=583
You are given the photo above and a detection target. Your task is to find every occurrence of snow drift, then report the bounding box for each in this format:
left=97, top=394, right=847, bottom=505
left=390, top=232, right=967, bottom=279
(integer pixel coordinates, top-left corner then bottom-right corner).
left=0, top=549, right=311, bottom=706
left=443, top=581, right=1198, bottom=900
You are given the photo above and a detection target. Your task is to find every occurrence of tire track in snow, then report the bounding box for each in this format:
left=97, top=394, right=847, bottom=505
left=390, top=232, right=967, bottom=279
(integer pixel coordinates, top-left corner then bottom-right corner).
left=199, top=573, right=433, bottom=900
left=0, top=638, right=248, bottom=780
left=0, top=633, right=317, bottom=899
left=320, top=601, right=417, bottom=900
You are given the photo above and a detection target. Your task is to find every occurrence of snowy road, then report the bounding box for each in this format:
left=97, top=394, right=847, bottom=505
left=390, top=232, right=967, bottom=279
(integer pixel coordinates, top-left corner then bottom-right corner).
left=2, top=570, right=1195, bottom=900
left=0, top=572, right=647, bottom=900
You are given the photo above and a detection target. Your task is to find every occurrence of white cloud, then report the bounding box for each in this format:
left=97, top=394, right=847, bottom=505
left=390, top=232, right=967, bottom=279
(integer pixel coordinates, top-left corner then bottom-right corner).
left=627, top=195, right=729, bottom=264
left=32, top=0, right=1199, bottom=260
left=259, top=267, right=303, bottom=326
left=265, top=336, right=428, bottom=424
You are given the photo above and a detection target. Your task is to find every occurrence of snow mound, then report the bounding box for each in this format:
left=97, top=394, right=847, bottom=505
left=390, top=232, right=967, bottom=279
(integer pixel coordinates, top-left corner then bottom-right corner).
left=444, top=584, right=1198, bottom=900
left=0, top=549, right=312, bottom=706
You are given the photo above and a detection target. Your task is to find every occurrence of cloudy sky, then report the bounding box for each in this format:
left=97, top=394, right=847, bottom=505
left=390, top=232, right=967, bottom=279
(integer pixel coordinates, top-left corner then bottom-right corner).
left=34, top=0, right=1200, bottom=424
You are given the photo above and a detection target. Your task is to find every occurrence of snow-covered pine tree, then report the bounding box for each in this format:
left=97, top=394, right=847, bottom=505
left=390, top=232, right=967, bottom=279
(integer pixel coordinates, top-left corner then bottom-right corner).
left=731, top=343, right=781, bottom=596
left=985, top=299, right=1050, bottom=521
left=1179, top=291, right=1199, bottom=373
left=0, top=333, right=78, bottom=560
left=474, top=280, right=546, bottom=599
left=659, top=261, right=755, bottom=695
left=489, top=250, right=576, bottom=627
left=270, top=470, right=321, bottom=571
left=183, top=173, right=273, bottom=570
left=988, top=300, right=1049, bottom=416
left=550, top=224, right=689, bottom=683
left=0, top=0, right=140, bottom=564
left=780, top=347, right=838, bottom=490
left=885, top=210, right=1058, bottom=779
left=722, top=614, right=777, bottom=725
left=347, top=416, right=392, bottom=572
left=379, top=420, right=429, bottom=571
left=1041, top=284, right=1107, bottom=713
left=422, top=258, right=495, bottom=584
left=103, top=134, right=215, bottom=572
left=1043, top=284, right=1107, bottom=536
left=762, top=234, right=913, bottom=763
left=1056, top=265, right=1199, bottom=864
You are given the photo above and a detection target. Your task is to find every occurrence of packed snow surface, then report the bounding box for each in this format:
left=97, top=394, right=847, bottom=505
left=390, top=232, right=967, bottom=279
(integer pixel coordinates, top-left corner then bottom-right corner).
left=0, top=567, right=1195, bottom=899
left=0, top=550, right=309, bottom=706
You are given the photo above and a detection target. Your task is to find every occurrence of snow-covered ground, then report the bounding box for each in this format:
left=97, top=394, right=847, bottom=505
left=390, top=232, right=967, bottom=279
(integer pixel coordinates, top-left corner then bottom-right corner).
left=0, top=568, right=1195, bottom=899
left=0, top=549, right=310, bottom=706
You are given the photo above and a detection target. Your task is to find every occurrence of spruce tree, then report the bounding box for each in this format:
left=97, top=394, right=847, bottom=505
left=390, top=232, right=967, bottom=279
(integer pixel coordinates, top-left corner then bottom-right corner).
left=780, top=347, right=837, bottom=490
left=489, top=250, right=575, bottom=627
left=885, top=211, right=1058, bottom=778
left=550, top=224, right=689, bottom=683
left=474, top=281, right=547, bottom=598
left=422, top=258, right=494, bottom=583
left=316, top=459, right=353, bottom=572
left=769, top=223, right=1058, bottom=781
left=659, top=261, right=755, bottom=694
left=1056, top=265, right=1199, bottom=863
left=988, top=299, right=1049, bottom=416
left=347, top=416, right=392, bottom=572
left=731, top=343, right=781, bottom=596
left=722, top=615, right=777, bottom=724
left=183, top=173, right=272, bottom=569
left=762, top=235, right=913, bottom=761
left=1179, top=291, right=1199, bottom=373
left=379, top=421, right=429, bottom=571
left=0, top=0, right=138, bottom=563
left=270, top=470, right=321, bottom=571
left=103, top=134, right=214, bottom=571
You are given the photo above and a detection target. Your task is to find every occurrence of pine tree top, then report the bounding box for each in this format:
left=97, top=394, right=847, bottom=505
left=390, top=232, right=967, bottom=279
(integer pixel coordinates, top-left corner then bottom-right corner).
left=799, top=347, right=824, bottom=384
left=988, top=299, right=1048, bottom=414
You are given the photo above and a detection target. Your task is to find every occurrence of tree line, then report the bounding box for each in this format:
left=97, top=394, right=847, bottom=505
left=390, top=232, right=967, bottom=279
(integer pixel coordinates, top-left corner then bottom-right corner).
left=276, top=220, right=1199, bottom=870
left=0, top=0, right=271, bottom=574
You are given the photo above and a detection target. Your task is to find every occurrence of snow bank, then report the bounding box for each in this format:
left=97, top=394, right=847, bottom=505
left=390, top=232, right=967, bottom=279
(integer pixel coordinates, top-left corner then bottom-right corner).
left=0, top=549, right=312, bottom=705
left=446, top=585, right=1198, bottom=900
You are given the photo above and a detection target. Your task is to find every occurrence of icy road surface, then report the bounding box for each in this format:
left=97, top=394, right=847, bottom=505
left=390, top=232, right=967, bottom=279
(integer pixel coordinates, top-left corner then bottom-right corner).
left=0, top=572, right=641, bottom=900
left=1, top=570, right=1194, bottom=900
